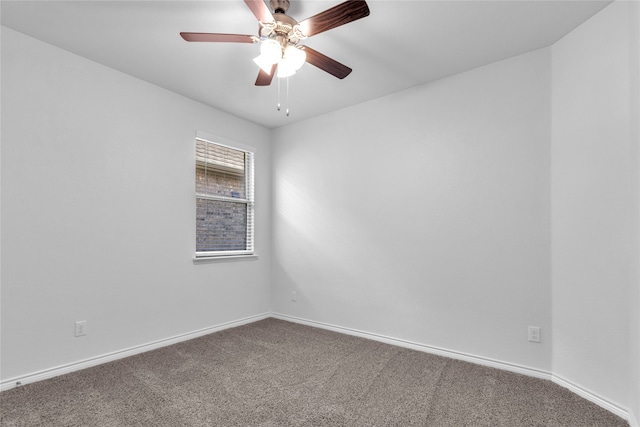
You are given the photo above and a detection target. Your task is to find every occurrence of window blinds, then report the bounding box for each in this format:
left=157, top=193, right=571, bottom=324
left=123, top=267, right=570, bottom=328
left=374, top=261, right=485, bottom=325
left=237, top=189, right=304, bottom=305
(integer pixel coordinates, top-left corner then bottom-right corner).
left=195, top=138, right=254, bottom=257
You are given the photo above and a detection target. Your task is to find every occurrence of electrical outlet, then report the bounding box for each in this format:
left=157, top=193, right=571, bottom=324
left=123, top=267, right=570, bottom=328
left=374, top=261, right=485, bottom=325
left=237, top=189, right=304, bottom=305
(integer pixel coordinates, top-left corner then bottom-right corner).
left=528, top=326, right=541, bottom=343
left=291, top=291, right=297, bottom=302
left=75, top=320, right=87, bottom=337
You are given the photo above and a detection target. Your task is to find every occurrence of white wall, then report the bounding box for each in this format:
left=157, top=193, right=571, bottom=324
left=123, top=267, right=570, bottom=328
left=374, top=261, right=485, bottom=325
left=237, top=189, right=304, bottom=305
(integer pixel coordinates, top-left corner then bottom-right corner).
left=0, top=27, right=272, bottom=382
left=272, top=48, right=552, bottom=371
left=551, top=0, right=636, bottom=416
left=631, top=2, right=640, bottom=425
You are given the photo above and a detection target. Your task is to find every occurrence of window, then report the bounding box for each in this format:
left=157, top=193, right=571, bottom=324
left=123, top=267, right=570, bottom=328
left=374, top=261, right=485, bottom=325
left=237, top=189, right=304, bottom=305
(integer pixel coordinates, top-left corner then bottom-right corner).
left=195, top=136, right=254, bottom=258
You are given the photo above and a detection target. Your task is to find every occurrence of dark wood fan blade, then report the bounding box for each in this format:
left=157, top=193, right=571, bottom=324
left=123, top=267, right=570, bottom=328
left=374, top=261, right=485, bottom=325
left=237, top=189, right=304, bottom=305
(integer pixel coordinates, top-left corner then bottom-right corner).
left=302, top=46, right=352, bottom=79
left=180, top=33, right=257, bottom=43
left=255, top=63, right=278, bottom=86
left=298, top=0, right=369, bottom=37
left=244, top=0, right=274, bottom=23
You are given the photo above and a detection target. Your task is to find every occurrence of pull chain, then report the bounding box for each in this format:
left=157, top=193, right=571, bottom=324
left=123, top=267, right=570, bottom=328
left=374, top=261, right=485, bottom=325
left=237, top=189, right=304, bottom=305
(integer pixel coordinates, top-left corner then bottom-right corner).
left=277, top=77, right=281, bottom=111
left=286, top=77, right=290, bottom=117
left=275, top=76, right=291, bottom=117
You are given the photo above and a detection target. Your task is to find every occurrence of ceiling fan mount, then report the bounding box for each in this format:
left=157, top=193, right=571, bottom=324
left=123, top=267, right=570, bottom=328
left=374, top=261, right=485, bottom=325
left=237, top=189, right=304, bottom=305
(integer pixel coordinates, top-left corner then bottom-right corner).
left=269, top=0, right=290, bottom=14
left=180, top=0, right=370, bottom=86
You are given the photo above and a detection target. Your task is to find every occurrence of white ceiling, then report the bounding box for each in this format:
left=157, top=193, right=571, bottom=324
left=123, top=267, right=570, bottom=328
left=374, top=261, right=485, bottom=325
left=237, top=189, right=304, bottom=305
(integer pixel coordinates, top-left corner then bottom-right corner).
left=1, top=0, right=611, bottom=129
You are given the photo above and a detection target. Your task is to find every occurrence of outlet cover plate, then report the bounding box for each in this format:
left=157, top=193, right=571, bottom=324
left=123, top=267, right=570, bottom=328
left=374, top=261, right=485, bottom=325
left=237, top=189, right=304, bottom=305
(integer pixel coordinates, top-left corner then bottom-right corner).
left=528, top=326, right=541, bottom=343
left=75, top=320, right=87, bottom=337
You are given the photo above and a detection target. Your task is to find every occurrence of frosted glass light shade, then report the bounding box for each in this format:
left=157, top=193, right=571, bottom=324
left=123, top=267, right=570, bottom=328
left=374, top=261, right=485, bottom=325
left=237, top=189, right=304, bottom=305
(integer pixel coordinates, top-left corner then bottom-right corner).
left=260, top=39, right=282, bottom=63
left=253, top=55, right=275, bottom=74
left=283, top=45, right=306, bottom=71
left=277, top=45, right=306, bottom=78
left=277, top=61, right=297, bottom=78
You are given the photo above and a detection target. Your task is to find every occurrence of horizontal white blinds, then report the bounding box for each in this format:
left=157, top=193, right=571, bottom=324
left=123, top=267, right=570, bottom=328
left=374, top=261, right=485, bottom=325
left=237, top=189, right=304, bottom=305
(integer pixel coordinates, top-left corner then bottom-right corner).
left=195, top=139, right=245, bottom=176
left=195, top=138, right=254, bottom=257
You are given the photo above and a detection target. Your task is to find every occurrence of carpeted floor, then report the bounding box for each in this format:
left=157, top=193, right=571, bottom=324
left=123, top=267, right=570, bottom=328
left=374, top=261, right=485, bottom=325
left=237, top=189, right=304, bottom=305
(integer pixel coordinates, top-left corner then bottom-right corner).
left=0, top=318, right=629, bottom=426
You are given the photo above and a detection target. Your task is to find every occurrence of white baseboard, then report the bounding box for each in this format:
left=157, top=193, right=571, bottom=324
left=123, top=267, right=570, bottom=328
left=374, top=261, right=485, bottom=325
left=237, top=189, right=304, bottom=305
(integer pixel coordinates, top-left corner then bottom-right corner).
left=0, top=312, right=270, bottom=392
left=551, top=375, right=632, bottom=423
left=271, top=313, right=552, bottom=379
left=271, top=312, right=632, bottom=425
left=2, top=311, right=634, bottom=426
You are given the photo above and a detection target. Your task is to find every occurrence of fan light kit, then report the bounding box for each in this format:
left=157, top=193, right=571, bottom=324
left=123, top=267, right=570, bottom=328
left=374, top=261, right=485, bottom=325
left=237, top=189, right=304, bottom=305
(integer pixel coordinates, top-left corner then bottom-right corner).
left=180, top=0, right=370, bottom=116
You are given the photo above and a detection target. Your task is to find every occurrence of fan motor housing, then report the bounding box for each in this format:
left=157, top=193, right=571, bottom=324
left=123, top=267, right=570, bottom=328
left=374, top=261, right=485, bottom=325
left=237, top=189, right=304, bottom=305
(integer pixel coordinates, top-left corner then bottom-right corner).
left=260, top=12, right=304, bottom=45
left=273, top=14, right=297, bottom=34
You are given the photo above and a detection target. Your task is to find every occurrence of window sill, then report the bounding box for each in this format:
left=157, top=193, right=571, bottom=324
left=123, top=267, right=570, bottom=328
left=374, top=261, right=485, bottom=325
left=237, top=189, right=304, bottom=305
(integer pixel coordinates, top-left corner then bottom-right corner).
left=193, top=254, right=259, bottom=264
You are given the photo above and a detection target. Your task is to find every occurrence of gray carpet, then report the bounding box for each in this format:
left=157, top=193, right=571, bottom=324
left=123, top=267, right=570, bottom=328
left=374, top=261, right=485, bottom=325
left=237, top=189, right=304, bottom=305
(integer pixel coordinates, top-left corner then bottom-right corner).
left=0, top=318, right=629, bottom=426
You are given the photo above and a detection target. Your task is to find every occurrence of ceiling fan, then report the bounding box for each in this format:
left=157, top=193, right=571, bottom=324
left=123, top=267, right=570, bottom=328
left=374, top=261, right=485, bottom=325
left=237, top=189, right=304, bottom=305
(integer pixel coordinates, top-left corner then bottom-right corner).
left=180, top=0, right=370, bottom=86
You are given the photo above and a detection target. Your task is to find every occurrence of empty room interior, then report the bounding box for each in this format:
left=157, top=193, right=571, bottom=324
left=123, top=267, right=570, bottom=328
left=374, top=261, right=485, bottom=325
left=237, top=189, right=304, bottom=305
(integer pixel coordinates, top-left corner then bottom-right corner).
left=1, top=0, right=640, bottom=425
